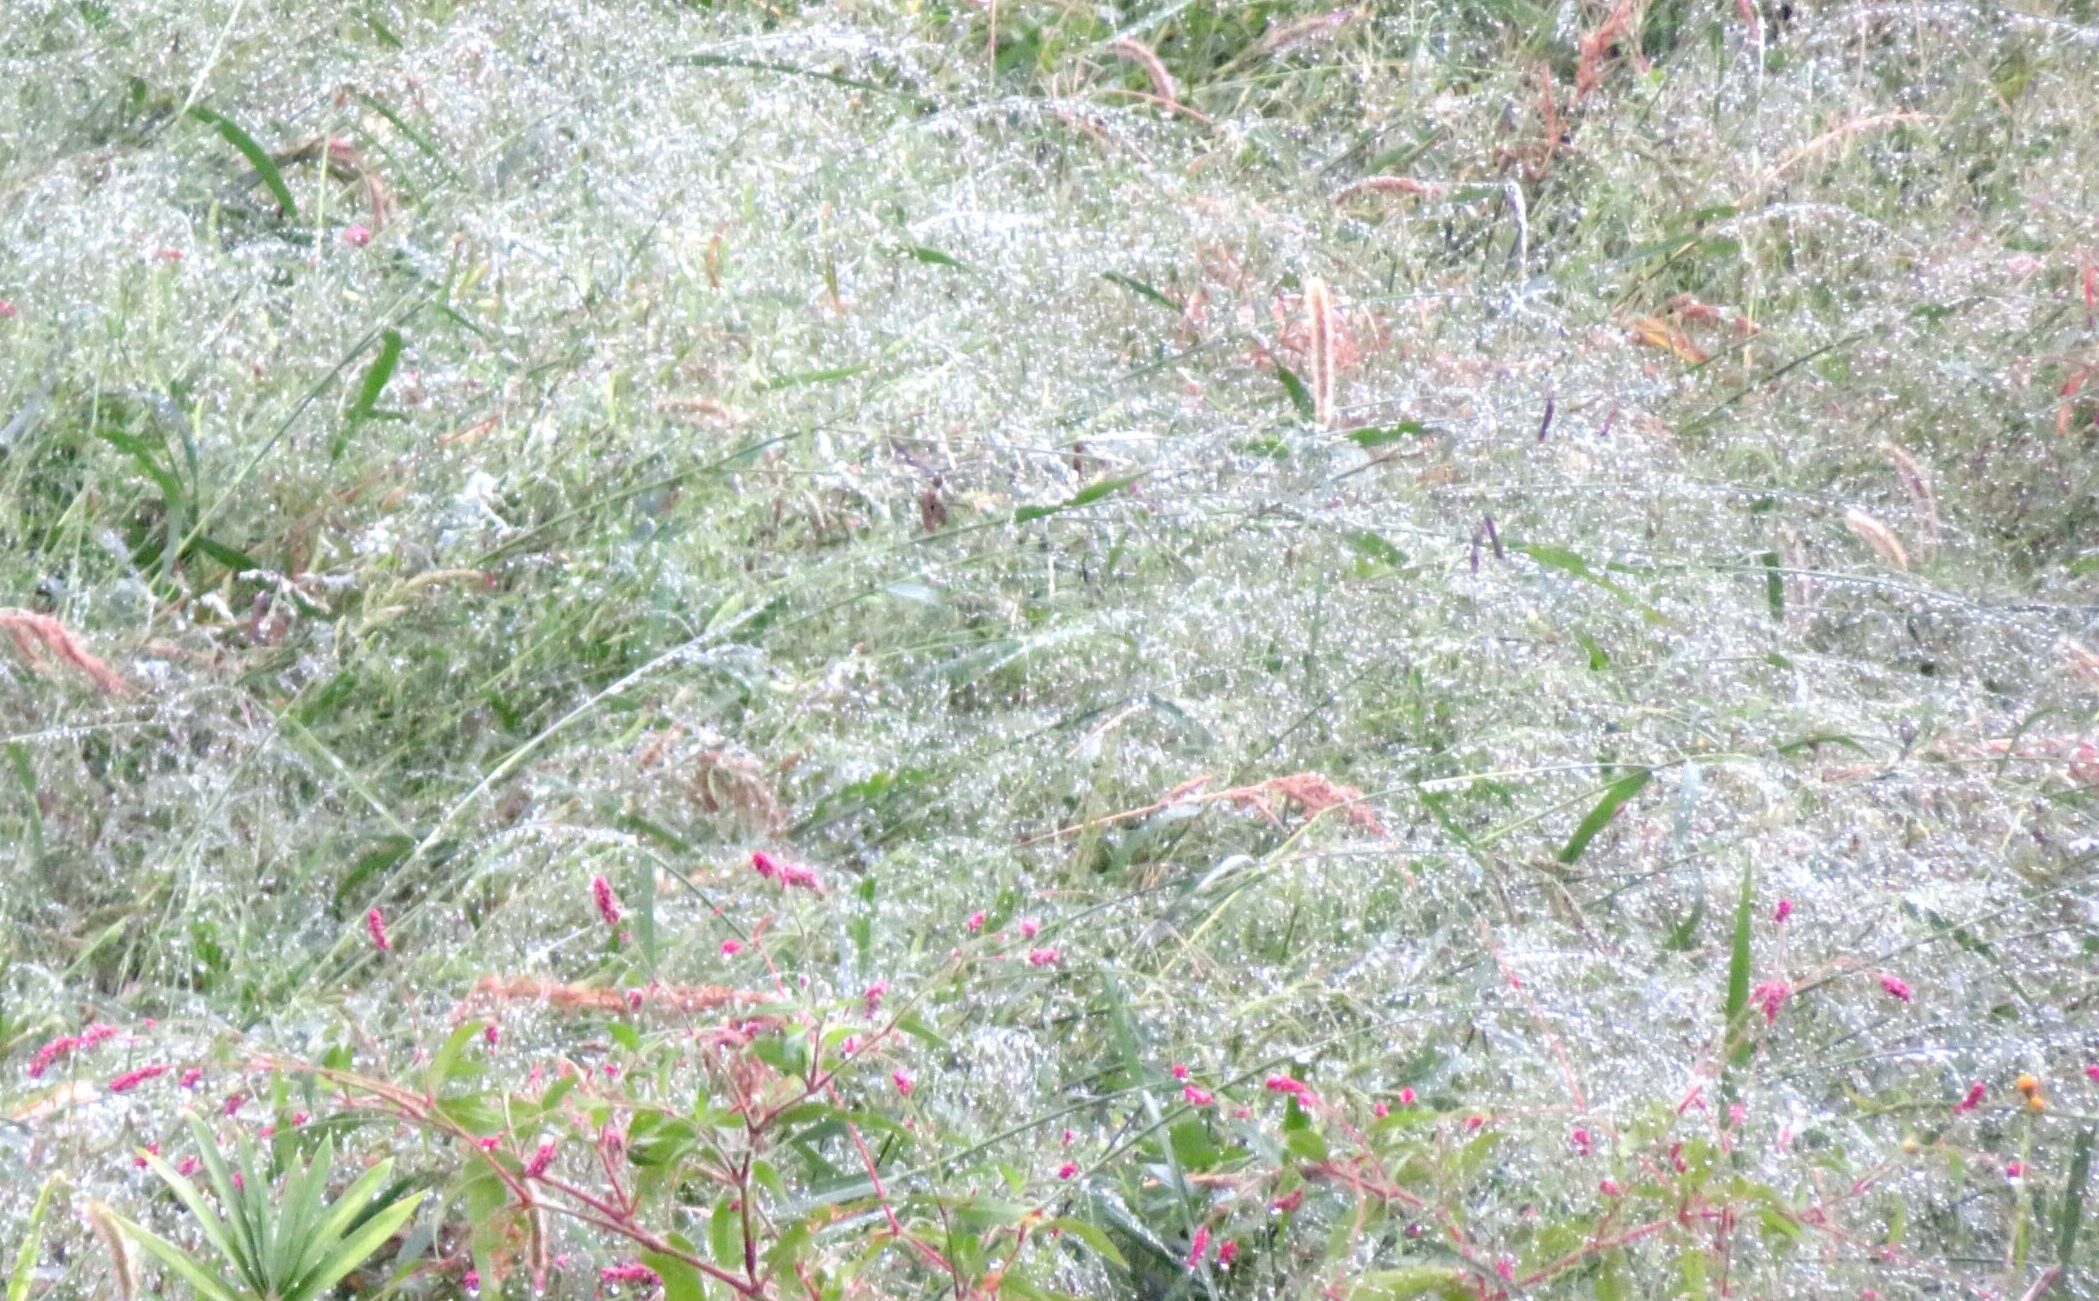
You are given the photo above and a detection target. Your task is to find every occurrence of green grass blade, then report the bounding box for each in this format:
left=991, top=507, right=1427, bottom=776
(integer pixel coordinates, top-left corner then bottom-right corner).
left=271, top=1138, right=335, bottom=1288
left=335, top=328, right=403, bottom=460
left=1722, top=861, right=1756, bottom=1096
left=2059, top=1126, right=2093, bottom=1274
left=1557, top=768, right=1650, bottom=864
left=107, top=1212, right=243, bottom=1301
left=188, top=106, right=297, bottom=217
left=285, top=1190, right=425, bottom=1301
left=1014, top=473, right=1142, bottom=523
left=1276, top=363, right=1316, bottom=422
left=181, top=1118, right=263, bottom=1288
left=7, top=1176, right=59, bottom=1301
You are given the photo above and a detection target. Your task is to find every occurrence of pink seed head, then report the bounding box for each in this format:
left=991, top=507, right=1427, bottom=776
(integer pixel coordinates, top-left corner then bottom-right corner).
left=863, top=981, right=889, bottom=1014
left=1570, top=1126, right=1593, bottom=1155
left=1398, top=1086, right=1416, bottom=1106
left=1773, top=898, right=1793, bottom=925
left=1019, top=917, right=1041, bottom=939
left=1599, top=1178, right=1622, bottom=1196
left=1879, top=974, right=1912, bottom=1003
left=892, top=1069, right=915, bottom=1097
left=1187, top=1226, right=1209, bottom=1269
left=524, top=1141, right=557, bottom=1178
left=1751, top=979, right=1790, bottom=1024
left=1057, top=1161, right=1077, bottom=1179
left=463, top=1271, right=480, bottom=1292
left=343, top=224, right=371, bottom=247
left=720, top=938, right=743, bottom=956
left=1217, top=1240, right=1239, bottom=1266
left=366, top=907, right=391, bottom=952
left=177, top=1155, right=200, bottom=1176
left=179, top=1066, right=203, bottom=1089
left=1955, top=1082, right=1986, bottom=1113
left=1373, top=1101, right=1389, bottom=1118
left=967, top=909, right=986, bottom=932
left=484, top=1023, right=500, bottom=1047
left=1171, top=1063, right=1189, bottom=1080
left=1183, top=1085, right=1214, bottom=1107
left=751, top=850, right=778, bottom=879
left=1027, top=947, right=1060, bottom=967
left=591, top=875, right=621, bottom=927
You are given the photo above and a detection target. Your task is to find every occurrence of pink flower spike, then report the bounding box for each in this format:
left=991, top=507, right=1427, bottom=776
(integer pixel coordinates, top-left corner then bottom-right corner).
left=1773, top=898, right=1793, bottom=925
left=1187, top=1226, right=1209, bottom=1269
left=778, top=861, right=822, bottom=892
left=1183, top=1085, right=1214, bottom=1107
left=752, top=850, right=779, bottom=879
left=1171, top=1063, right=1189, bottom=1080
left=1265, top=1074, right=1308, bottom=1096
left=720, top=939, right=743, bottom=956
left=134, top=1142, right=159, bottom=1168
left=967, top=909, right=987, bottom=933
left=343, top=224, right=371, bottom=247
left=484, top=1023, right=500, bottom=1047
left=599, top=1263, right=661, bottom=1288
left=1019, top=917, right=1041, bottom=939
left=366, top=907, right=392, bottom=952
left=1217, top=1240, right=1239, bottom=1267
left=1057, top=1161, right=1077, bottom=1180
left=892, top=1069, right=915, bottom=1097
left=524, top=1141, right=557, bottom=1178
left=1398, top=1086, right=1416, bottom=1106
left=26, top=1034, right=80, bottom=1078
left=1599, top=1178, right=1622, bottom=1196
left=1751, top=979, right=1790, bottom=1024
left=222, top=1093, right=245, bottom=1116
left=177, top=1155, right=200, bottom=1177
left=1373, top=1102, right=1390, bottom=1118
left=463, top=1270, right=480, bottom=1292
left=179, top=1067, right=203, bottom=1089
left=1879, top=974, right=1913, bottom=1003
left=864, top=981, right=889, bottom=1014
left=108, top=1061, right=166, bottom=1091
left=1027, top=947, right=1060, bottom=967
left=83, top=1024, right=118, bottom=1047
left=1570, top=1126, right=1593, bottom=1156
left=1954, top=1082, right=1986, bottom=1113
left=592, top=875, right=622, bottom=927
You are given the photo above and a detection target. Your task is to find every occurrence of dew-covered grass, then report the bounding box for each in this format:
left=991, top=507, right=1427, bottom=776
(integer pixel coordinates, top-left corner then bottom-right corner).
left=5, top=1, right=2099, bottom=1297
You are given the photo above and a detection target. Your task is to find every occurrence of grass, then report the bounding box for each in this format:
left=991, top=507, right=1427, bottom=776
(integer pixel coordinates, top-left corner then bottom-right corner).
left=4, top=0, right=2099, bottom=1296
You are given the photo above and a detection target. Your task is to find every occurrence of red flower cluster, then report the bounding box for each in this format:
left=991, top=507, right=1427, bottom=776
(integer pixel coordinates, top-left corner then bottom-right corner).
left=751, top=850, right=821, bottom=892
left=26, top=1023, right=119, bottom=1078
left=108, top=1064, right=169, bottom=1094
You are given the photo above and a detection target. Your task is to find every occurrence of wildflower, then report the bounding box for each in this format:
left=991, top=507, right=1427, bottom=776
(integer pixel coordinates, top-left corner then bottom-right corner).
left=179, top=1067, right=202, bottom=1089
left=478, top=1136, right=500, bottom=1151
left=343, top=225, right=372, bottom=247
left=1464, top=1115, right=1485, bottom=1133
left=177, top=1155, right=200, bottom=1177
left=1878, top=974, right=1912, bottom=1003
left=892, top=1070, right=915, bottom=1097
left=83, top=1023, right=119, bottom=1047
left=1265, top=1074, right=1309, bottom=1096
left=1187, top=1226, right=1209, bottom=1269
left=592, top=875, right=622, bottom=927
left=1217, top=1240, right=1239, bottom=1266
left=0, top=300, right=15, bottom=318
left=134, top=1142, right=159, bottom=1169
left=864, top=981, right=889, bottom=1014
left=1599, top=1178, right=1622, bottom=1196
left=1570, top=1126, right=1593, bottom=1156
left=751, top=850, right=779, bottom=879
left=1027, top=947, right=1060, bottom=967
left=26, top=1034, right=80, bottom=1078
left=1171, top=1063, right=1189, bottom=1080
left=2086, top=1065, right=2099, bottom=1083
left=967, top=909, right=986, bottom=933
left=1751, top=979, right=1790, bottom=1024
left=291, top=1112, right=309, bottom=1127
left=720, top=939, right=743, bottom=956
left=1373, top=1102, right=1389, bottom=1118
left=1773, top=898, right=1793, bottom=924
left=599, top=1263, right=660, bottom=1288
left=1061, top=1128, right=1075, bottom=1146
left=840, top=1035, right=859, bottom=1057
left=484, top=1023, right=500, bottom=1047
left=524, top=1141, right=557, bottom=1178
left=221, top=1093, right=245, bottom=1116
left=1020, top=917, right=1041, bottom=939
left=1183, top=1085, right=1214, bottom=1107
left=1057, top=1161, right=1077, bottom=1180
left=778, top=861, right=821, bottom=892
left=1953, top=1082, right=1985, bottom=1113
left=1398, top=1086, right=1416, bottom=1106
left=366, top=907, right=391, bottom=952
left=2017, top=1073, right=2042, bottom=1097
left=1270, top=1189, right=1304, bottom=1212
left=2006, top=1161, right=2024, bottom=1180
left=463, top=1271, right=480, bottom=1292
left=1495, top=1259, right=1515, bottom=1283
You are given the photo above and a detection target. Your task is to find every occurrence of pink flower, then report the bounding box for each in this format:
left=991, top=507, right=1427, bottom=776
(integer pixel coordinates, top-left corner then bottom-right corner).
left=221, top=1093, right=245, bottom=1116
left=840, top=1035, right=859, bottom=1057
left=484, top=1023, right=500, bottom=1047
left=1057, top=1161, right=1077, bottom=1179
left=1271, top=1188, right=1304, bottom=1212
left=720, top=939, right=742, bottom=956
left=83, top=1023, right=119, bottom=1047
left=778, top=861, right=822, bottom=892
left=967, top=910, right=986, bottom=933
left=179, top=1067, right=203, bottom=1089
left=26, top=1034, right=80, bottom=1078
left=752, top=850, right=778, bottom=879
left=864, top=981, right=889, bottom=1014
left=291, top=1112, right=309, bottom=1127
left=1570, top=1126, right=1593, bottom=1156
left=343, top=224, right=371, bottom=247
left=1398, top=1086, right=1416, bottom=1106
left=134, top=1142, right=159, bottom=1169
left=1217, top=1240, right=1239, bottom=1266
left=1026, top=947, right=1061, bottom=967
left=1265, top=1074, right=1309, bottom=1096
left=1183, top=1085, right=1214, bottom=1107
left=1373, top=1102, right=1389, bottom=1118
left=2086, top=1064, right=2099, bottom=1083
left=1061, top=1128, right=1075, bottom=1146
left=1751, top=979, right=1790, bottom=1024
left=591, top=875, right=622, bottom=927
left=463, top=1270, right=480, bottom=1292
left=1464, top=1115, right=1485, bottom=1133
left=892, top=1070, right=915, bottom=1097
left=2006, top=1161, right=2024, bottom=1180
left=599, top=1263, right=660, bottom=1288
left=0, top=300, right=16, bottom=318
left=1171, top=1063, right=1189, bottom=1080
left=1954, top=1081, right=1986, bottom=1113
left=524, top=1141, right=557, bottom=1178
left=1187, top=1226, right=1209, bottom=1269
left=177, top=1155, right=200, bottom=1177
left=1019, top=917, right=1041, bottom=939
left=477, top=1136, right=500, bottom=1151
left=1879, top=974, right=1912, bottom=1003
left=1773, top=898, right=1793, bottom=925
left=1599, top=1178, right=1622, bottom=1196
left=366, top=907, right=392, bottom=952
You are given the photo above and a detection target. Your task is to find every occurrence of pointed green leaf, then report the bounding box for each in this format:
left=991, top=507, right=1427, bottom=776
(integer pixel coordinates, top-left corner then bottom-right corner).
left=642, top=1247, right=709, bottom=1301
left=286, top=1191, right=425, bottom=1301
left=7, top=1176, right=59, bottom=1301
left=270, top=1137, right=334, bottom=1287
left=1100, top=271, right=1178, bottom=313
left=107, top=1213, right=243, bottom=1301
left=1276, top=364, right=1316, bottom=421
left=188, top=106, right=297, bottom=217
left=1014, top=474, right=1142, bottom=524
left=184, top=1118, right=264, bottom=1289
left=1557, top=768, right=1650, bottom=864
left=335, top=328, right=403, bottom=459
left=1043, top=1218, right=1127, bottom=1269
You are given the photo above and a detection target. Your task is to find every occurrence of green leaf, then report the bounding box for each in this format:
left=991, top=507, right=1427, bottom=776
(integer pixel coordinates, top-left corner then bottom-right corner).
left=1099, top=271, right=1178, bottom=313
left=1276, top=364, right=1316, bottom=422
left=1014, top=473, right=1142, bottom=523
left=1344, top=529, right=1407, bottom=568
left=643, top=1248, right=709, bottom=1301
left=1346, top=1266, right=1468, bottom=1299
left=1722, top=860, right=1756, bottom=1090
left=189, top=106, right=297, bottom=217
left=425, top=1021, right=484, bottom=1096
left=1043, top=1218, right=1128, bottom=1269
left=285, top=1190, right=425, bottom=1301
left=107, top=1213, right=243, bottom=1301
left=2059, top=1126, right=2093, bottom=1269
left=908, top=245, right=966, bottom=269
left=1760, top=551, right=1784, bottom=622
left=1512, top=542, right=1666, bottom=623
left=626, top=1112, right=700, bottom=1168
left=336, top=328, right=403, bottom=459
left=183, top=1118, right=263, bottom=1286
left=7, top=1176, right=59, bottom=1301
left=1346, top=421, right=1430, bottom=448
left=1557, top=768, right=1651, bottom=864
left=268, top=1137, right=335, bottom=1288
left=708, top=1194, right=743, bottom=1269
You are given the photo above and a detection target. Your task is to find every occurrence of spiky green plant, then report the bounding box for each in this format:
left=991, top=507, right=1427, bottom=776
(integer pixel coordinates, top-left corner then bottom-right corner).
left=107, top=1116, right=424, bottom=1301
